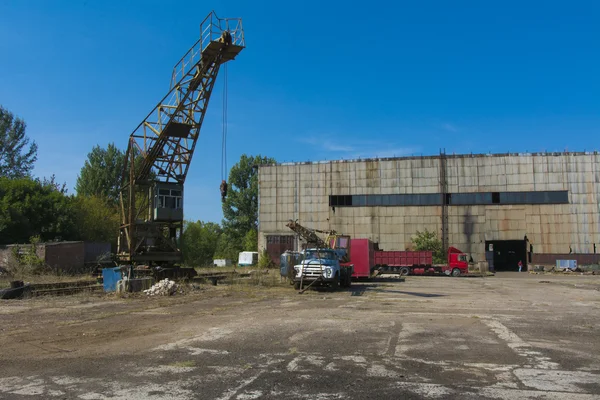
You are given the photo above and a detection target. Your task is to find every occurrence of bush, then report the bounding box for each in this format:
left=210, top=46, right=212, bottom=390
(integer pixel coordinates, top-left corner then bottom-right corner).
left=257, top=249, right=274, bottom=269
left=9, top=236, right=49, bottom=277
left=411, top=229, right=445, bottom=264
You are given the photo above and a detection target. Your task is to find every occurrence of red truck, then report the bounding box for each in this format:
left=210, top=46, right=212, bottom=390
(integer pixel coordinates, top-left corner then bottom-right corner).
left=349, top=239, right=469, bottom=278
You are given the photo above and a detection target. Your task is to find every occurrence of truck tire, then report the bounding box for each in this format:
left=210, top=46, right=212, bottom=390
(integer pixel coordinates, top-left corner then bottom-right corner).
left=340, top=273, right=348, bottom=288
left=294, top=281, right=301, bottom=290
left=452, top=268, right=461, bottom=277
left=341, top=273, right=351, bottom=288
left=400, top=267, right=410, bottom=276
left=331, top=274, right=339, bottom=290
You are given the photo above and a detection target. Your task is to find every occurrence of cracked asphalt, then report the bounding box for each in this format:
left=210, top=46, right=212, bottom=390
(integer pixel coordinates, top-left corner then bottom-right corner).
left=1, top=272, right=599, bottom=399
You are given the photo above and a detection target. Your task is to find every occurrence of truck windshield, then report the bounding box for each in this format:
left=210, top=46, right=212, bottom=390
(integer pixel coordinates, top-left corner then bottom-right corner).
left=305, top=250, right=337, bottom=260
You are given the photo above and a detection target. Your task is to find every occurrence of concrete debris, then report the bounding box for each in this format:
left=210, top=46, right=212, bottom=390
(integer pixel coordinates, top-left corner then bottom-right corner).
left=144, top=279, right=178, bottom=296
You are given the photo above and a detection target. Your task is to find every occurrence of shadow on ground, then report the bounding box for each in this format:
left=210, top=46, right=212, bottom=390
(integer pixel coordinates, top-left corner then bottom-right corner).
left=345, top=283, right=445, bottom=298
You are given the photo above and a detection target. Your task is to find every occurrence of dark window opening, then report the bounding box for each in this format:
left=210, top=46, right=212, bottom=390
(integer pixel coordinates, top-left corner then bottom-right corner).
left=330, top=190, right=568, bottom=207
left=492, top=192, right=500, bottom=204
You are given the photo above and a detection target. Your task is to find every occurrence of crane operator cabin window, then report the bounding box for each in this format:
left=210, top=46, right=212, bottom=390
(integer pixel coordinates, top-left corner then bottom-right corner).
left=153, top=183, right=184, bottom=222
left=157, top=188, right=182, bottom=210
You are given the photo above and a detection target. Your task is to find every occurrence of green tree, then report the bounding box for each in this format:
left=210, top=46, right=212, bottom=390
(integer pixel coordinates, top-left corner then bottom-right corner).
left=214, top=230, right=243, bottom=262
left=0, top=177, right=76, bottom=244
left=72, top=195, right=120, bottom=249
left=75, top=143, right=124, bottom=205
left=40, top=174, right=68, bottom=194
left=0, top=106, right=38, bottom=178
left=222, top=154, right=275, bottom=245
left=243, top=229, right=258, bottom=252
left=411, top=228, right=445, bottom=264
left=180, top=220, right=222, bottom=267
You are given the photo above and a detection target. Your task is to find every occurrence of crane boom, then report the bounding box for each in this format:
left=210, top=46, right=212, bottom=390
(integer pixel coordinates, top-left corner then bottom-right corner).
left=285, top=220, right=331, bottom=249
left=117, top=12, right=244, bottom=265
left=285, top=220, right=352, bottom=263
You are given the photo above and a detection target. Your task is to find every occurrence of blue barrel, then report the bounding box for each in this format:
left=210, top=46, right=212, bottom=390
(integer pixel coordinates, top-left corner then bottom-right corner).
left=280, top=251, right=303, bottom=278
left=102, top=267, right=123, bottom=292
left=280, top=253, right=290, bottom=278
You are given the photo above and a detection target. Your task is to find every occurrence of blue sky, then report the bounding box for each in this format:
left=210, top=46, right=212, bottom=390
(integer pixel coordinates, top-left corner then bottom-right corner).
left=1, top=0, right=599, bottom=223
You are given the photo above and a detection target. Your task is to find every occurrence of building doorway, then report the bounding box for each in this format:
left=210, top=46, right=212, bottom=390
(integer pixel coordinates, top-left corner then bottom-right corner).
left=266, top=235, right=296, bottom=266
left=485, top=240, right=527, bottom=271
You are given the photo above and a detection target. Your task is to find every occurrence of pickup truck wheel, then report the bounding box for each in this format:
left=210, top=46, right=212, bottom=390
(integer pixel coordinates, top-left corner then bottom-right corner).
left=294, top=281, right=301, bottom=290
left=346, top=275, right=352, bottom=287
left=331, top=274, right=339, bottom=290
left=451, top=268, right=461, bottom=277
left=400, top=267, right=410, bottom=276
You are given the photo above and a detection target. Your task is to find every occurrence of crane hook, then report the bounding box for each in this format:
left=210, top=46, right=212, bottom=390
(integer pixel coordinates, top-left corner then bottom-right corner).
left=220, top=180, right=228, bottom=202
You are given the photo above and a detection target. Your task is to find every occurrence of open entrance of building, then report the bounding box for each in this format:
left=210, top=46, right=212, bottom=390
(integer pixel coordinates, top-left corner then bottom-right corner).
left=485, top=240, right=528, bottom=271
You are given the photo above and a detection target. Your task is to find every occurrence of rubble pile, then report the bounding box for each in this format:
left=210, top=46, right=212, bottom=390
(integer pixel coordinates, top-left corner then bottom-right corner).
left=144, top=279, right=178, bottom=296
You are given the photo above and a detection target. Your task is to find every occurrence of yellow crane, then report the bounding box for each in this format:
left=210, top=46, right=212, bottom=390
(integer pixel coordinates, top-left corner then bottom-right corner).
left=117, top=12, right=244, bottom=266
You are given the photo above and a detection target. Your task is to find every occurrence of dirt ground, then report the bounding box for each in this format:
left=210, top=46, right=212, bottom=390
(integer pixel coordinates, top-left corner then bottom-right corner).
left=1, top=272, right=599, bottom=399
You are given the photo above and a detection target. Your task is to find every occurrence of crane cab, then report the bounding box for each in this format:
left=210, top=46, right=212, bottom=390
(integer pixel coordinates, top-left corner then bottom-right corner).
left=153, top=182, right=183, bottom=222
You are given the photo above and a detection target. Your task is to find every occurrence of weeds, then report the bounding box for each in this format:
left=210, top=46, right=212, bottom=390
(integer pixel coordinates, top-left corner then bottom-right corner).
left=257, top=249, right=274, bottom=269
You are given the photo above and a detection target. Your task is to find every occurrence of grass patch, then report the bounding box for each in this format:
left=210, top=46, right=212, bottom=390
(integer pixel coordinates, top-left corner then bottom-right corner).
left=0, top=274, right=94, bottom=288
left=224, top=269, right=289, bottom=292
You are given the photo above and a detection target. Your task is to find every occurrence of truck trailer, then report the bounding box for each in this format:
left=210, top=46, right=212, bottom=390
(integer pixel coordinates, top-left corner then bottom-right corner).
left=349, top=239, right=469, bottom=278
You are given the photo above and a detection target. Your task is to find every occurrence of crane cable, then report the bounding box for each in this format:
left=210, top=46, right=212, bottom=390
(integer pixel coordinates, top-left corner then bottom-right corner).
left=221, top=63, right=228, bottom=181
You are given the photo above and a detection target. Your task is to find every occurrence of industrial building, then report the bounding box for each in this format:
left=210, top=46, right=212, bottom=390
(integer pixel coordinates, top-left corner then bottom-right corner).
left=257, top=152, right=600, bottom=271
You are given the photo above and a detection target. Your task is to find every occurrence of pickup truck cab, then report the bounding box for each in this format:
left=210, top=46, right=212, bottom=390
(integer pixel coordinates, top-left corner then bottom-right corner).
left=293, top=248, right=353, bottom=290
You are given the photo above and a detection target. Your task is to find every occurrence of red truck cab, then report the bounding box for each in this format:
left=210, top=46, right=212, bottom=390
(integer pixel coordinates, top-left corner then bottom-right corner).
left=442, top=247, right=469, bottom=276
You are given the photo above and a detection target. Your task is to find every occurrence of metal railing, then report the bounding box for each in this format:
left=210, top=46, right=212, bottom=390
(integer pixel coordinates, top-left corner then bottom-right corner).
left=200, top=11, right=245, bottom=49
left=170, top=11, right=244, bottom=89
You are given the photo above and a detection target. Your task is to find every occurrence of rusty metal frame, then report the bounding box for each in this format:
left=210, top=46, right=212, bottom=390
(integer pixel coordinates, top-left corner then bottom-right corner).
left=118, top=11, right=244, bottom=264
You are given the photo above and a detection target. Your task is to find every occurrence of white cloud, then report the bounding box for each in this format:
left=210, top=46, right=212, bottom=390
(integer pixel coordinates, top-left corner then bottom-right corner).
left=298, top=135, right=419, bottom=160
left=440, top=123, right=458, bottom=132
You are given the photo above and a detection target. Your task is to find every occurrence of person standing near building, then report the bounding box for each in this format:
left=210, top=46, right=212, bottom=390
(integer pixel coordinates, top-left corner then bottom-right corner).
left=518, top=260, right=523, bottom=272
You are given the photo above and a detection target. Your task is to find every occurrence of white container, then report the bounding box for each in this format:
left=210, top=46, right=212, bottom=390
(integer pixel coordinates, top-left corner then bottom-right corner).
left=213, top=259, right=232, bottom=267
left=238, top=251, right=259, bottom=267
